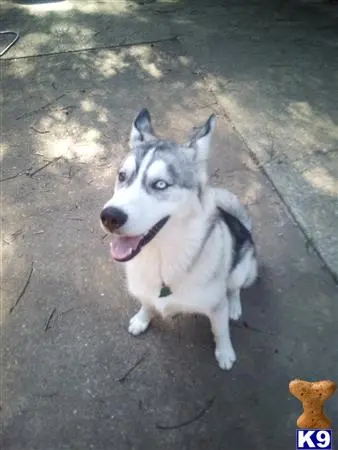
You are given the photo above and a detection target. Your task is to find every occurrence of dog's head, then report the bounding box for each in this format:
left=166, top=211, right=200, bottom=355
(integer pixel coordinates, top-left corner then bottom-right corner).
left=100, top=108, right=216, bottom=262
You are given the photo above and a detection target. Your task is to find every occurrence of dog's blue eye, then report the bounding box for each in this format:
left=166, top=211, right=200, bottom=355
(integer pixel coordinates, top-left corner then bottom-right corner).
left=153, top=180, right=168, bottom=190
left=118, top=171, right=126, bottom=183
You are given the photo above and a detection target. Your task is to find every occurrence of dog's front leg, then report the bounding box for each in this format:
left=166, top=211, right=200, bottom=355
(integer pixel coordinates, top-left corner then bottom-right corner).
left=128, top=304, right=155, bottom=336
left=209, top=300, right=236, bottom=370
left=228, top=289, right=242, bottom=321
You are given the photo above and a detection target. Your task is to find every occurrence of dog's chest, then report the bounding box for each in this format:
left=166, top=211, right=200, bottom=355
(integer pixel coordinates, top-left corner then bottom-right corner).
left=125, top=230, right=200, bottom=298
left=124, top=230, right=228, bottom=317
left=126, top=258, right=213, bottom=316
left=125, top=248, right=163, bottom=299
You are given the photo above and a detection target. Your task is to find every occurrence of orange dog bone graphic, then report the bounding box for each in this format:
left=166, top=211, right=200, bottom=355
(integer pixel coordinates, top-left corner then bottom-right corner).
left=289, top=379, right=336, bottom=429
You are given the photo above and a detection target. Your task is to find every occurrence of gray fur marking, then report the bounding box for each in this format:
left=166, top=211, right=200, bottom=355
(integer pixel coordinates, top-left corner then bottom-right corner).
left=134, top=141, right=156, bottom=172
left=217, top=207, right=254, bottom=272
left=131, top=140, right=199, bottom=193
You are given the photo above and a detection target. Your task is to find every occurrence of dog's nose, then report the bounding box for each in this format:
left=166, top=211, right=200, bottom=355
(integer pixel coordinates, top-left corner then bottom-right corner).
left=100, top=207, right=128, bottom=232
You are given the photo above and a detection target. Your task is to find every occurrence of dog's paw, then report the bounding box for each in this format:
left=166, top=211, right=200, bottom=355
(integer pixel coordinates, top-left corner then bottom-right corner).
left=229, top=299, right=242, bottom=321
left=215, top=345, right=236, bottom=370
left=128, top=312, right=150, bottom=336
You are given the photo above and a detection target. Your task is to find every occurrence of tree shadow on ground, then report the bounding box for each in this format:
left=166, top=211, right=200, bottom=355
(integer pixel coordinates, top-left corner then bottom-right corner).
left=1, top=1, right=338, bottom=449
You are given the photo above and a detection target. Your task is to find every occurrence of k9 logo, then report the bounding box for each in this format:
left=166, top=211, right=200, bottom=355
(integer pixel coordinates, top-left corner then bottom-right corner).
left=296, top=430, right=332, bottom=449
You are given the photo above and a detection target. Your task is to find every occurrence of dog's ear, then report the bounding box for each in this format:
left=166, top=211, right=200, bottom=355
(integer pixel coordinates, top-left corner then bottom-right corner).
left=129, top=108, right=155, bottom=148
left=188, top=114, right=216, bottom=162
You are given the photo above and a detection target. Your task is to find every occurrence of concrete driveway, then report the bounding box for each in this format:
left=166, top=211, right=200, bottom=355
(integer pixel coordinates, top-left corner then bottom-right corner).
left=1, top=1, right=337, bottom=449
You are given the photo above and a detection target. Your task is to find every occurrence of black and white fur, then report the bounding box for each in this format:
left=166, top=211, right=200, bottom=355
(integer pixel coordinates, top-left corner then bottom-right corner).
left=101, top=109, right=257, bottom=370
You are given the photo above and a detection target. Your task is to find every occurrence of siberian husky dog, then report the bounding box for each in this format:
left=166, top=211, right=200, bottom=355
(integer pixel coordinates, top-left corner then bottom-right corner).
left=100, top=109, right=257, bottom=370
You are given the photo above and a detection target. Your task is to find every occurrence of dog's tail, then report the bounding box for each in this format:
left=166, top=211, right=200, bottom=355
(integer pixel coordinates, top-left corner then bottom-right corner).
left=242, top=254, right=258, bottom=288
left=213, top=187, right=252, bottom=232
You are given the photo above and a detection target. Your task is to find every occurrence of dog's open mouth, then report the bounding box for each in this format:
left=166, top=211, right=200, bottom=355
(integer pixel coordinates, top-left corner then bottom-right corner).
left=109, top=216, right=170, bottom=262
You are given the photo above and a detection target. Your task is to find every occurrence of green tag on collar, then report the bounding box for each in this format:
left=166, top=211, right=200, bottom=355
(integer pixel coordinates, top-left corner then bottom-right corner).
left=159, top=283, right=172, bottom=298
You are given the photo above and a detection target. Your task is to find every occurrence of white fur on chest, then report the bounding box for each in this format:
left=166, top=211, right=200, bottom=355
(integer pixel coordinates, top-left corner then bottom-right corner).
left=124, top=194, right=233, bottom=317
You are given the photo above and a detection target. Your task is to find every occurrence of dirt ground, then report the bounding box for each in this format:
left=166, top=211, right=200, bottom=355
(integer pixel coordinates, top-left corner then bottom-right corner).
left=1, top=1, right=338, bottom=449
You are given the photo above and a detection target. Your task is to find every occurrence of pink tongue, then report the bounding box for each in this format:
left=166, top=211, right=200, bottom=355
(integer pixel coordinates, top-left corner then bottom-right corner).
left=110, top=235, right=143, bottom=261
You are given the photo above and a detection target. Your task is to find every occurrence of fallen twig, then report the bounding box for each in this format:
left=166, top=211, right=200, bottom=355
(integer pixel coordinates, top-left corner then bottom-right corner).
left=58, top=105, right=76, bottom=115
left=30, top=126, right=50, bottom=135
left=44, top=307, right=57, bottom=331
left=11, top=228, right=23, bottom=238
left=155, top=396, right=215, bottom=430
left=4, top=228, right=23, bottom=244
left=232, top=321, right=278, bottom=336
left=0, top=171, right=23, bottom=182
left=16, top=94, right=66, bottom=120
left=29, top=156, right=62, bottom=177
left=116, top=353, right=147, bottom=383
left=61, top=307, right=75, bottom=316
left=9, top=262, right=34, bottom=313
